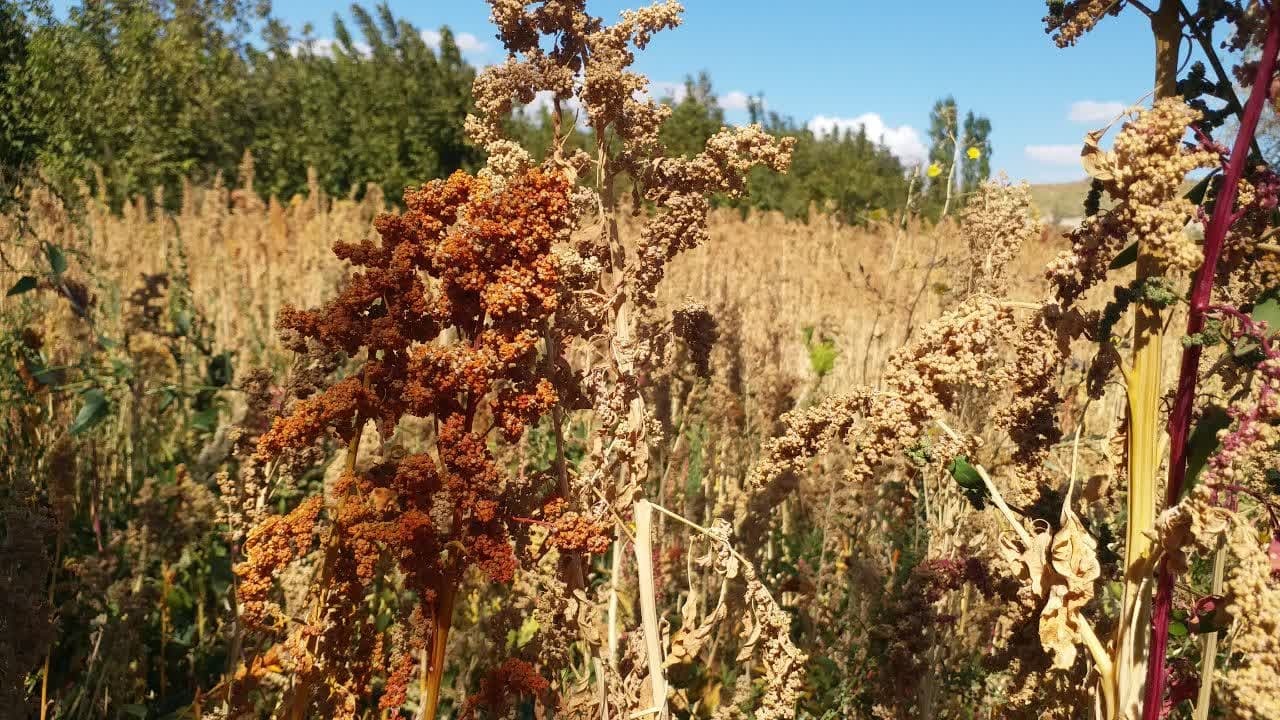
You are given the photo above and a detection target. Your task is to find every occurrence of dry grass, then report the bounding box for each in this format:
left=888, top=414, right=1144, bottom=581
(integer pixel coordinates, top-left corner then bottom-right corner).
left=658, top=207, right=1062, bottom=388
left=0, top=166, right=1244, bottom=720
left=5, top=176, right=1066, bottom=385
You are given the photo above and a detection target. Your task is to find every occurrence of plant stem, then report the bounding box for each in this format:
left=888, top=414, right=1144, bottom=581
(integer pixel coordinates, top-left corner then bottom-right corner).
left=1112, top=5, right=1184, bottom=716
left=39, top=535, right=61, bottom=720
left=1141, top=5, right=1280, bottom=718
left=633, top=500, right=667, bottom=718
left=1117, top=249, right=1163, bottom=717
left=934, top=420, right=1030, bottom=547
left=1192, top=544, right=1227, bottom=720
left=421, top=581, right=457, bottom=720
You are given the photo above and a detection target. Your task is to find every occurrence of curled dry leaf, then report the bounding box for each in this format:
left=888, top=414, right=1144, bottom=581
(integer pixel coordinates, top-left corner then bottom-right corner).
left=999, top=519, right=1054, bottom=599
left=665, top=591, right=727, bottom=671
left=1040, top=509, right=1101, bottom=670
left=1081, top=129, right=1117, bottom=182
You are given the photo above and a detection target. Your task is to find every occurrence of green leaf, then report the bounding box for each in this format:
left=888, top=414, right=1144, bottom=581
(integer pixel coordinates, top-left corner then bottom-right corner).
left=1168, top=620, right=1189, bottom=638
left=948, top=456, right=984, bottom=490
left=165, top=585, right=193, bottom=610
left=158, top=386, right=179, bottom=413
left=70, top=389, right=109, bottom=435
left=1109, top=242, right=1138, bottom=270
left=1250, top=285, right=1280, bottom=333
left=207, top=351, right=233, bottom=387
left=171, top=624, right=196, bottom=648
left=1185, top=172, right=1218, bottom=205
left=1184, top=405, right=1231, bottom=493
left=32, top=366, right=58, bottom=386
left=807, top=339, right=838, bottom=379
left=210, top=576, right=231, bottom=597
left=6, top=275, right=38, bottom=296
left=1232, top=286, right=1280, bottom=360
left=192, top=407, right=219, bottom=432
left=1266, top=468, right=1280, bottom=495
left=44, top=242, right=67, bottom=275
left=173, top=309, right=192, bottom=337
left=801, top=325, right=815, bottom=346
left=1106, top=581, right=1124, bottom=602
left=110, top=358, right=134, bottom=380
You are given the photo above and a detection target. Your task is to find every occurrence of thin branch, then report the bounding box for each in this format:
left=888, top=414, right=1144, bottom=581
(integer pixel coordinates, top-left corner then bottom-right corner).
left=1130, top=0, right=1158, bottom=17
left=1178, top=0, right=1265, bottom=160
left=934, top=419, right=1033, bottom=548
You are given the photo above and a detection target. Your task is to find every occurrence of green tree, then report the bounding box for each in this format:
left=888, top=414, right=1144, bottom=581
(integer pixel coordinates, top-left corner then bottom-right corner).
left=11, top=0, right=262, bottom=204
left=660, top=71, right=725, bottom=157
left=3, top=0, right=481, bottom=206
left=960, top=110, right=992, bottom=196
left=246, top=5, right=480, bottom=200
left=0, top=0, right=36, bottom=196
left=742, top=95, right=911, bottom=224
left=922, top=96, right=959, bottom=218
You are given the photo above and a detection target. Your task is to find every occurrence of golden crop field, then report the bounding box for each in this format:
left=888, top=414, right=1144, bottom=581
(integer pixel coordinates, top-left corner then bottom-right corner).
left=3, top=1, right=1280, bottom=720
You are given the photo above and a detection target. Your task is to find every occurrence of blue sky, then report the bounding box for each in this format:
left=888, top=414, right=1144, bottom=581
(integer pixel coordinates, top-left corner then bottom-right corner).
left=270, top=0, right=1167, bottom=183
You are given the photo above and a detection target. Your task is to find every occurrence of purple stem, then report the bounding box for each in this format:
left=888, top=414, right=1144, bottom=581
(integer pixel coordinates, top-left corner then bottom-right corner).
left=1142, top=7, right=1280, bottom=719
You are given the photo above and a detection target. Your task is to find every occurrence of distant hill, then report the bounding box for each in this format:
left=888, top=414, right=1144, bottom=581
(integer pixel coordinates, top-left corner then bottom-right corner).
left=1028, top=177, right=1198, bottom=226
left=1028, top=179, right=1094, bottom=223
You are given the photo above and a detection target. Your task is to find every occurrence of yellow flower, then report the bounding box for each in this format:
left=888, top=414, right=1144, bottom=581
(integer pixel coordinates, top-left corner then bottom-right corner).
left=967, top=146, right=981, bottom=160
left=927, top=163, right=942, bottom=178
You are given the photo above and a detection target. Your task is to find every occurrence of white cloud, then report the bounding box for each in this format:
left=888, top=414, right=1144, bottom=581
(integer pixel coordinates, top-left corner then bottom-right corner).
left=807, top=113, right=928, bottom=166
left=719, top=90, right=751, bottom=111
left=1069, top=100, right=1126, bottom=124
left=421, top=30, right=489, bottom=56
left=1025, top=144, right=1081, bottom=167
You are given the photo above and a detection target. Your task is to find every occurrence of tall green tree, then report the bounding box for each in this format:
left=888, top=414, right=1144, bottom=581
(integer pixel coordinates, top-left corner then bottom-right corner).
left=0, top=0, right=36, bottom=196
left=743, top=96, right=911, bottom=224
left=11, top=0, right=262, bottom=203
left=2, top=0, right=480, bottom=206
left=247, top=6, right=480, bottom=200
left=922, top=96, right=958, bottom=218
left=960, top=110, right=992, bottom=196
left=660, top=71, right=725, bottom=157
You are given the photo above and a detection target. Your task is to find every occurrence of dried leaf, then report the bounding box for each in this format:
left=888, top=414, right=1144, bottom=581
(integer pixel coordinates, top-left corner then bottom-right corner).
left=1051, top=511, right=1101, bottom=590
left=1081, top=129, right=1116, bottom=182
left=665, top=595, right=727, bottom=677
left=1039, top=586, right=1080, bottom=670
left=735, top=610, right=760, bottom=663
left=1038, top=510, right=1100, bottom=670
left=999, top=520, right=1054, bottom=598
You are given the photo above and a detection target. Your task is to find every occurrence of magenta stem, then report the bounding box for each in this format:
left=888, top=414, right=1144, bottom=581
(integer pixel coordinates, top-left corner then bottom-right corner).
left=1141, top=6, right=1280, bottom=719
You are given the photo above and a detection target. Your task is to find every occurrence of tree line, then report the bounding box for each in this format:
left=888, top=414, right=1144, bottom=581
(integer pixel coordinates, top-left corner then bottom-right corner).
left=0, top=0, right=991, bottom=222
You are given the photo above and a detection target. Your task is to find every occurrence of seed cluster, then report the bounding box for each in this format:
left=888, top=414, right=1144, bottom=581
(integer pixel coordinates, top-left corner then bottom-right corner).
left=234, top=168, right=578, bottom=716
